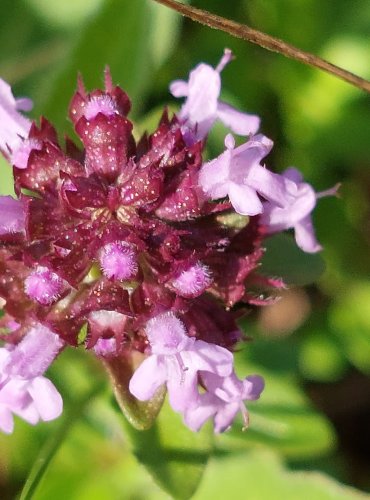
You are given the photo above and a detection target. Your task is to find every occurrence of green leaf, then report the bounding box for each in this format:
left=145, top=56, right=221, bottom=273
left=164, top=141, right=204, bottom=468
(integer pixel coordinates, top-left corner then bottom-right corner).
left=38, top=0, right=157, bottom=132
left=261, top=233, right=326, bottom=286
left=122, top=399, right=214, bottom=500
left=194, top=449, right=367, bottom=500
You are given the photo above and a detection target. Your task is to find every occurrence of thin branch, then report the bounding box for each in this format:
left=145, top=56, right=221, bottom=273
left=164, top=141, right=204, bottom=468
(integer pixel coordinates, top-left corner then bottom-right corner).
left=153, top=0, right=370, bottom=93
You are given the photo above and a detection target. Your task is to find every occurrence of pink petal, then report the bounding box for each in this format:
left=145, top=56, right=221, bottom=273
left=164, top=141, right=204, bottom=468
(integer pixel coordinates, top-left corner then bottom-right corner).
left=184, top=393, right=220, bottom=432
left=7, top=325, right=63, bottom=379
left=184, top=341, right=233, bottom=377
left=283, top=167, right=304, bottom=183
left=213, top=401, right=240, bottom=433
left=245, top=165, right=289, bottom=207
left=27, top=377, right=63, bottom=421
left=242, top=375, right=265, bottom=400
left=167, top=365, right=199, bottom=412
left=12, top=399, right=40, bottom=425
left=169, top=80, right=188, bottom=97
left=0, top=406, right=14, bottom=434
left=217, top=101, right=260, bottom=136
left=294, top=216, right=322, bottom=253
left=179, top=64, right=220, bottom=133
left=15, top=97, right=33, bottom=112
left=0, top=78, right=31, bottom=152
left=262, top=183, right=317, bottom=231
left=129, top=355, right=167, bottom=401
left=228, top=182, right=263, bottom=216
left=198, top=150, right=231, bottom=199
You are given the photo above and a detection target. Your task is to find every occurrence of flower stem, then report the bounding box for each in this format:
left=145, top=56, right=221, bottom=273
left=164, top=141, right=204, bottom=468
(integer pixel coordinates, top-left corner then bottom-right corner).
left=153, top=0, right=370, bottom=93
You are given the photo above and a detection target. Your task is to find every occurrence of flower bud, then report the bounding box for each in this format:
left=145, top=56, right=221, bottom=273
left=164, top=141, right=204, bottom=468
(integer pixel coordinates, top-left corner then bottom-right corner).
left=99, top=241, right=138, bottom=281
left=145, top=312, right=191, bottom=355
left=25, top=266, right=66, bottom=305
left=84, top=95, right=118, bottom=120
left=172, top=261, right=212, bottom=298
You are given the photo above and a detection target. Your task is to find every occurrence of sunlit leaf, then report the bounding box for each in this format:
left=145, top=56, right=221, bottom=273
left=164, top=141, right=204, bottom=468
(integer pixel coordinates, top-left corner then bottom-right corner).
left=194, top=449, right=366, bottom=500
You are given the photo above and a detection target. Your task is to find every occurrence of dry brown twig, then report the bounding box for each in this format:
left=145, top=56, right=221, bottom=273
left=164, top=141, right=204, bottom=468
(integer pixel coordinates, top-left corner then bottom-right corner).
left=153, top=0, right=370, bottom=93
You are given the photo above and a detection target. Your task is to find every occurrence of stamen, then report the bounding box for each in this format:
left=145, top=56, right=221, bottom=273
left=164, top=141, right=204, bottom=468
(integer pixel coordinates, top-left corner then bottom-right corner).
left=175, top=352, right=189, bottom=384
left=215, top=48, right=234, bottom=73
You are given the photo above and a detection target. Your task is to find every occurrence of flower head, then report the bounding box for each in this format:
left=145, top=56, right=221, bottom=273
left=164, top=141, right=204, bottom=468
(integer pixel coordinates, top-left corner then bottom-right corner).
left=0, top=52, right=334, bottom=434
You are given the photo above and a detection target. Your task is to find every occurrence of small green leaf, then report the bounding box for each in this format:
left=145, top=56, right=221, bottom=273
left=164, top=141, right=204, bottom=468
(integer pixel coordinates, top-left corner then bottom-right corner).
left=122, top=399, right=214, bottom=500
left=77, top=323, right=88, bottom=345
left=261, top=233, right=326, bottom=285
left=0, top=156, right=14, bottom=196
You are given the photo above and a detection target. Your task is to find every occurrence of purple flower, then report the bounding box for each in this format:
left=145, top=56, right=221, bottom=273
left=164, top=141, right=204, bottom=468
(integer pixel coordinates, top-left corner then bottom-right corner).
left=184, top=371, right=264, bottom=433
left=129, top=312, right=233, bottom=412
left=261, top=167, right=338, bottom=253
left=0, top=196, right=26, bottom=234
left=0, top=78, right=32, bottom=157
left=199, top=134, right=288, bottom=216
left=0, top=324, right=63, bottom=434
left=170, top=49, right=260, bottom=141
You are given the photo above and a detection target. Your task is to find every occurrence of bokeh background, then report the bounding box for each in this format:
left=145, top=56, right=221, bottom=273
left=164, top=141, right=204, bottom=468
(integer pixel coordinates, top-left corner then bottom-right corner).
left=0, top=0, right=370, bottom=498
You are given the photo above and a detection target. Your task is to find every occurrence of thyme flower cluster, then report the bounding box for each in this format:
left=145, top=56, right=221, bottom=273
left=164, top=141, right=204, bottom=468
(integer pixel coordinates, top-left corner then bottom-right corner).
left=0, top=50, right=334, bottom=434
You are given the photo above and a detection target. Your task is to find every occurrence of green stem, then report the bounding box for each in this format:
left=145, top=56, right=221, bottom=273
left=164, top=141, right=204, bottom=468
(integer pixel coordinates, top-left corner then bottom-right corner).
left=19, top=382, right=103, bottom=500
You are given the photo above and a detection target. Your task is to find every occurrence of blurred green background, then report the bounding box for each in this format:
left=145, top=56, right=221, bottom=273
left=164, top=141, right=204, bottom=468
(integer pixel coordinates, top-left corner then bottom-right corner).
left=0, top=0, right=369, bottom=498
